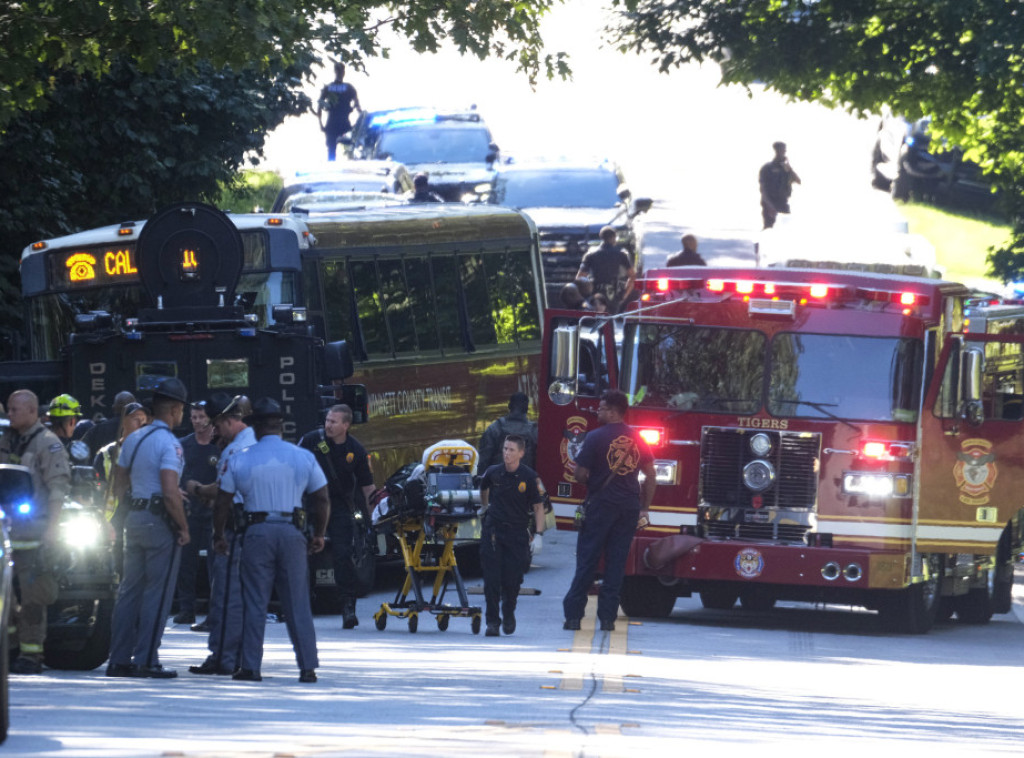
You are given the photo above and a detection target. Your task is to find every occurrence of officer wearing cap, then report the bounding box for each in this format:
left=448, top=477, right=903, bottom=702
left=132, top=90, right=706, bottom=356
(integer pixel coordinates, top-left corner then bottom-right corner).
left=0, top=389, right=72, bottom=675
left=82, top=390, right=137, bottom=459
left=214, top=398, right=329, bottom=683
left=185, top=393, right=254, bottom=674
left=107, top=376, right=190, bottom=679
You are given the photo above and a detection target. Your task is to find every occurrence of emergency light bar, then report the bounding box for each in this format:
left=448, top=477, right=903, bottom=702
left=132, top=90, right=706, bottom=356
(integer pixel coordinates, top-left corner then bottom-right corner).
left=641, top=276, right=930, bottom=309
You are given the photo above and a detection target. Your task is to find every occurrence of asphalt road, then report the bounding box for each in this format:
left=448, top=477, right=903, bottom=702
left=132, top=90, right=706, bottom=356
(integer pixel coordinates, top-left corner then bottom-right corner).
left=6, top=530, right=1023, bottom=756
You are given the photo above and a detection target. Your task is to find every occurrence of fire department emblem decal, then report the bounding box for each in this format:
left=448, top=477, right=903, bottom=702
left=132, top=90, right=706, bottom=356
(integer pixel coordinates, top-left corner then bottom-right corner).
left=953, top=438, right=998, bottom=506
left=607, top=435, right=641, bottom=476
left=560, top=415, right=589, bottom=481
left=734, top=548, right=764, bottom=579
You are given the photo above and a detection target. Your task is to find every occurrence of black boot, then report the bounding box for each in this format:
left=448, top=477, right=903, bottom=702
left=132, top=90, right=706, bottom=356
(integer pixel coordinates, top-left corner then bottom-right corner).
left=342, top=598, right=359, bottom=629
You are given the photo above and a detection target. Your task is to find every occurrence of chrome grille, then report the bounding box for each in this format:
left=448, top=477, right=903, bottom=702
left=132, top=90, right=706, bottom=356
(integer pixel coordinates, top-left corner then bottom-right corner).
left=699, top=426, right=820, bottom=544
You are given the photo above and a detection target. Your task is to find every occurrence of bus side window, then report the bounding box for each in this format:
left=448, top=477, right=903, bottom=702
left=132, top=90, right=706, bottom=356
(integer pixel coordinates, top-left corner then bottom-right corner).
left=349, top=259, right=389, bottom=356
left=459, top=253, right=497, bottom=348
left=379, top=258, right=416, bottom=353
left=405, top=257, right=440, bottom=352
left=487, top=249, right=542, bottom=345
left=321, top=261, right=352, bottom=346
left=431, top=256, right=465, bottom=352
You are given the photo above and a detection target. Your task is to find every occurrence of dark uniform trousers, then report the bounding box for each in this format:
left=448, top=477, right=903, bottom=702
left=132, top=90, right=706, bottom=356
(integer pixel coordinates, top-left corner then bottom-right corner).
left=12, top=548, right=59, bottom=654
left=239, top=521, right=318, bottom=673
left=109, top=509, right=180, bottom=668
left=326, top=505, right=359, bottom=600
left=562, top=503, right=639, bottom=625
left=479, top=517, right=530, bottom=626
left=205, top=526, right=243, bottom=671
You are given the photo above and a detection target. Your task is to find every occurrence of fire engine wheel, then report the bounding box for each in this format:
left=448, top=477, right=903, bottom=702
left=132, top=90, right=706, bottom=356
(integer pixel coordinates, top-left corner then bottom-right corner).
left=699, top=589, right=738, bottom=610
left=619, top=576, right=677, bottom=618
left=879, top=556, right=941, bottom=634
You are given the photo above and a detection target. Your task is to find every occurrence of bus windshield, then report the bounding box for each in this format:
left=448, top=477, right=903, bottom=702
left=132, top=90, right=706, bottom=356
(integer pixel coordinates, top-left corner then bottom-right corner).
left=620, top=324, right=923, bottom=422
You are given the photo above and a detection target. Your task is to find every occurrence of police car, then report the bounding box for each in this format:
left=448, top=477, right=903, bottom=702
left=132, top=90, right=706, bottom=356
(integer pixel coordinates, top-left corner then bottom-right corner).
left=271, top=160, right=415, bottom=212
left=348, top=106, right=501, bottom=201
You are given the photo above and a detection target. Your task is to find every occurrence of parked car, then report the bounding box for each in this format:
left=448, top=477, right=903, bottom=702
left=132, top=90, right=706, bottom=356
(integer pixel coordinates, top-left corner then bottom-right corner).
left=348, top=107, right=500, bottom=201
left=271, top=160, right=414, bottom=212
left=871, top=114, right=998, bottom=210
left=279, top=190, right=407, bottom=215
left=483, top=159, right=652, bottom=303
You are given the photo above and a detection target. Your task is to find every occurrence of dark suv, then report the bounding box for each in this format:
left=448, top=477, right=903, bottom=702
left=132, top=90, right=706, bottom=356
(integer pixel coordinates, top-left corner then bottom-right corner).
left=346, top=107, right=499, bottom=201
left=484, top=160, right=652, bottom=303
left=871, top=114, right=997, bottom=209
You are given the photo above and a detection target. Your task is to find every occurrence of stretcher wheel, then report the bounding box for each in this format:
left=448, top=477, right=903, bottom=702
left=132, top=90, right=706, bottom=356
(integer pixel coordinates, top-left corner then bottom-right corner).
left=408, top=613, right=418, bottom=633
left=437, top=615, right=449, bottom=631
left=375, top=613, right=387, bottom=631
left=471, top=614, right=481, bottom=635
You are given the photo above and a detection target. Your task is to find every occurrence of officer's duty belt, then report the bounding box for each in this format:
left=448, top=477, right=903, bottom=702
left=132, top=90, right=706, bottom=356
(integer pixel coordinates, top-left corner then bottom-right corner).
left=129, top=498, right=156, bottom=511
left=246, top=511, right=296, bottom=525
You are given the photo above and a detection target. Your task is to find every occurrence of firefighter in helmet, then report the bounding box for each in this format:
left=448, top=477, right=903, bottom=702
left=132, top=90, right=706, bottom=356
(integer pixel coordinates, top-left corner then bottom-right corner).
left=47, top=394, right=91, bottom=465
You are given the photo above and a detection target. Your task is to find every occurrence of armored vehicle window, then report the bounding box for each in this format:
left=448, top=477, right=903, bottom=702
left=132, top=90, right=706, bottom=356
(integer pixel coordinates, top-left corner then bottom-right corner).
left=240, top=231, right=268, bottom=270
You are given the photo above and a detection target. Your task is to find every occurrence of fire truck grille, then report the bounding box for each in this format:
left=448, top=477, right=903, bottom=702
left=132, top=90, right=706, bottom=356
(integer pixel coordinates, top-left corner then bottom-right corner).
left=699, top=426, right=820, bottom=511
left=703, top=522, right=811, bottom=543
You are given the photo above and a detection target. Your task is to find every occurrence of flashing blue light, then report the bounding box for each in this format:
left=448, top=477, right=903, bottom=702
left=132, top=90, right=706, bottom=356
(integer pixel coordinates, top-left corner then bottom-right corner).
left=238, top=327, right=257, bottom=337
left=17, top=502, right=32, bottom=515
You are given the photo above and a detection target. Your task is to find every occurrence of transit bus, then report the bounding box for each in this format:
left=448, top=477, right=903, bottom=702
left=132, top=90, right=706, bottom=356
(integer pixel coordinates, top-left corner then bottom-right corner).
left=14, top=203, right=545, bottom=479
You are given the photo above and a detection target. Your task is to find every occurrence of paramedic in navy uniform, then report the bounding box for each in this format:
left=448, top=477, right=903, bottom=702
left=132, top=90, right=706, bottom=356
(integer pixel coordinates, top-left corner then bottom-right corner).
left=213, top=398, right=329, bottom=683
left=478, top=434, right=546, bottom=637
left=107, top=377, right=191, bottom=678
left=562, top=389, right=655, bottom=633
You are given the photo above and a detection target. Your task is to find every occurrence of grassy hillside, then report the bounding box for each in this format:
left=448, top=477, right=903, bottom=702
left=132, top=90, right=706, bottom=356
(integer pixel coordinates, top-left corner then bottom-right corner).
left=217, top=170, right=284, bottom=213
left=898, top=202, right=1012, bottom=291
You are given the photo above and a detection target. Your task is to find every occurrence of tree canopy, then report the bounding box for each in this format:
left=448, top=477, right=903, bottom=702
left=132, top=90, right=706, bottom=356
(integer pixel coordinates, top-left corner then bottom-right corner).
left=607, top=0, right=1024, bottom=281
left=0, top=1, right=566, bottom=356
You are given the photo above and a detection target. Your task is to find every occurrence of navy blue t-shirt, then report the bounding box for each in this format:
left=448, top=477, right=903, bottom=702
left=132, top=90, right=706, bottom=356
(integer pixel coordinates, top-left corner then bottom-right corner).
left=575, top=422, right=653, bottom=511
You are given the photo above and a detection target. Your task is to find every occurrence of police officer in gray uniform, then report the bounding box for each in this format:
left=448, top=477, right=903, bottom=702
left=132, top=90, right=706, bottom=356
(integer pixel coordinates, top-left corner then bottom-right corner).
left=186, top=394, right=254, bottom=675
left=213, top=398, right=329, bottom=683
left=107, top=377, right=191, bottom=678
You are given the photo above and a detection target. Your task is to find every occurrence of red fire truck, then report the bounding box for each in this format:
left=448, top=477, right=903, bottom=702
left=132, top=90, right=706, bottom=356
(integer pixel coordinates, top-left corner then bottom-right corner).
left=538, top=267, right=1024, bottom=633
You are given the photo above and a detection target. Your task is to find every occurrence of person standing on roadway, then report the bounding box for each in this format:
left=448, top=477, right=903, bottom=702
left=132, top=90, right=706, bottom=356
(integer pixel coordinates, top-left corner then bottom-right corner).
left=95, top=401, right=149, bottom=576
left=1, top=389, right=72, bottom=675
left=562, top=389, right=655, bottom=633
left=299, top=404, right=376, bottom=630
left=173, top=399, right=219, bottom=626
left=317, top=61, right=360, bottom=162
left=185, top=393, right=253, bottom=674
left=478, top=392, right=538, bottom=471
left=107, top=377, right=190, bottom=678
left=214, top=398, right=329, bottom=683
left=478, top=434, right=546, bottom=637
left=759, top=140, right=801, bottom=229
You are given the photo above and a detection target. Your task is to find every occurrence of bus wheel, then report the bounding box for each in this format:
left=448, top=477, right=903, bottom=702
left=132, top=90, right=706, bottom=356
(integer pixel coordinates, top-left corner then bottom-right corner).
left=739, top=591, right=776, bottom=612
left=956, top=571, right=994, bottom=625
left=879, top=556, right=941, bottom=634
left=700, top=589, right=738, bottom=610
left=619, top=576, right=676, bottom=618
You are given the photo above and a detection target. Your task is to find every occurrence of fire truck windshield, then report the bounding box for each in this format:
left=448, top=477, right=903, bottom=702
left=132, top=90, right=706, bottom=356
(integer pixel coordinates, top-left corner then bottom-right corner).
left=621, top=324, right=765, bottom=412
left=768, top=333, right=923, bottom=422
left=621, top=324, right=923, bottom=423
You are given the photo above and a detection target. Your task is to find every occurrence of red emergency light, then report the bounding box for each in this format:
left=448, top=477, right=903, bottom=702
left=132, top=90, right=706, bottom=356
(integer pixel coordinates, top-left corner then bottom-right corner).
left=860, top=440, right=914, bottom=460
left=638, top=427, right=665, bottom=447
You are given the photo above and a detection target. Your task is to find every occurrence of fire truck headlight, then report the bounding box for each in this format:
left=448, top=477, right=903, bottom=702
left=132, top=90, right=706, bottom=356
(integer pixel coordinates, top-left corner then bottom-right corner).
left=749, top=433, right=772, bottom=457
left=842, top=473, right=894, bottom=498
left=642, top=460, right=678, bottom=486
left=742, top=460, right=775, bottom=492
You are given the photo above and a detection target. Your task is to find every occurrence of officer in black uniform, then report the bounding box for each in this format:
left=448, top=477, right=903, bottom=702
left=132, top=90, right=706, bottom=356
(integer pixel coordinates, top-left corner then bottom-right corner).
left=478, top=434, right=546, bottom=637
left=298, top=404, right=376, bottom=629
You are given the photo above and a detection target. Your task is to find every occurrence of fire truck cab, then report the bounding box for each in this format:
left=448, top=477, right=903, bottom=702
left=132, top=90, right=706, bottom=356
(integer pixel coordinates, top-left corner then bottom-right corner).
left=538, top=267, right=1024, bottom=633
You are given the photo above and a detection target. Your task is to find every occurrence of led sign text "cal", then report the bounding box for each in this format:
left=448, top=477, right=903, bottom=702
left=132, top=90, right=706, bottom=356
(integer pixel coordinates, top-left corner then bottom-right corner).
left=104, top=248, right=137, bottom=276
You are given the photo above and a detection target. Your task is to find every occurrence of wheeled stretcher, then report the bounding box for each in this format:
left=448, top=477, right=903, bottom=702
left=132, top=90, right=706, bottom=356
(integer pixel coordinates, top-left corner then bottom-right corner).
left=373, top=440, right=483, bottom=633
